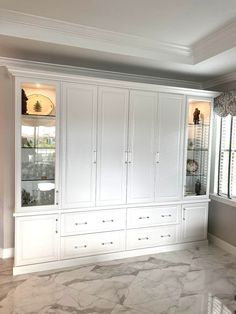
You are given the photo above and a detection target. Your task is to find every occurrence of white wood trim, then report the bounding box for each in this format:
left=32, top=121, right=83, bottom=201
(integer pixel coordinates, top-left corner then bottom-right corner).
left=0, top=248, right=14, bottom=259
left=13, top=240, right=208, bottom=275
left=208, top=233, right=236, bottom=257
left=13, top=199, right=211, bottom=217
left=0, top=57, right=218, bottom=93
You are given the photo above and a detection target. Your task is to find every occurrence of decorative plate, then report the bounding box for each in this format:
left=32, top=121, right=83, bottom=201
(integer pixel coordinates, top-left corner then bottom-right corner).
left=187, top=159, right=198, bottom=174
left=27, top=94, right=54, bottom=115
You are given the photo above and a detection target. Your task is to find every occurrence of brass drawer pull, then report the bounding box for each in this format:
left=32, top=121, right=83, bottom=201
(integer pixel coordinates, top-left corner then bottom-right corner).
left=74, top=245, right=87, bottom=249
left=138, top=237, right=149, bottom=241
left=102, top=219, right=114, bottom=223
left=161, top=214, right=172, bottom=217
left=101, top=241, right=113, bottom=245
left=138, top=216, right=150, bottom=220
left=161, top=234, right=171, bottom=238
left=75, top=222, right=88, bottom=226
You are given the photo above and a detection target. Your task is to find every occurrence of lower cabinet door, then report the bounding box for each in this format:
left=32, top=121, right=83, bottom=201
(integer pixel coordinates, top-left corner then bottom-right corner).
left=15, top=214, right=59, bottom=266
left=181, top=203, right=208, bottom=242
left=61, top=230, right=125, bottom=259
left=126, top=225, right=177, bottom=250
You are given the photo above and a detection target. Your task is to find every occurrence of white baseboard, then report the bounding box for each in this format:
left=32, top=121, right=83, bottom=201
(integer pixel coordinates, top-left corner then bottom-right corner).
left=208, top=233, right=236, bottom=257
left=0, top=247, right=14, bottom=259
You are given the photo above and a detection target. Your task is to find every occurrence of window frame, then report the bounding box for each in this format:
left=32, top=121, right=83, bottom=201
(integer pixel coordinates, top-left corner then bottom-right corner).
left=214, top=114, right=236, bottom=202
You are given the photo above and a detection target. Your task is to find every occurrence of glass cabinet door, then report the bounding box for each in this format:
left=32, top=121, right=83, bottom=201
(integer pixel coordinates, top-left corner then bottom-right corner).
left=184, top=99, right=211, bottom=197
left=20, top=83, right=57, bottom=207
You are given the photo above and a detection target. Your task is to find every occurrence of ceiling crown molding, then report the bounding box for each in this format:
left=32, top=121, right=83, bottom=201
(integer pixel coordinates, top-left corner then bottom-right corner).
left=192, top=18, right=236, bottom=63
left=0, top=9, right=193, bottom=64
left=0, top=56, right=202, bottom=90
left=202, top=70, right=236, bottom=89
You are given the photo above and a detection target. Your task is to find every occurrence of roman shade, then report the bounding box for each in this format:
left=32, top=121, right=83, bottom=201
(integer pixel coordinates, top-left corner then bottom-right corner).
left=214, top=92, right=236, bottom=117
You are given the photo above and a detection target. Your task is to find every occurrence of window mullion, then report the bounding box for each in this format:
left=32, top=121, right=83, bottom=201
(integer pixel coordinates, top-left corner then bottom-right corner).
left=227, top=115, right=233, bottom=199
left=217, top=117, right=223, bottom=196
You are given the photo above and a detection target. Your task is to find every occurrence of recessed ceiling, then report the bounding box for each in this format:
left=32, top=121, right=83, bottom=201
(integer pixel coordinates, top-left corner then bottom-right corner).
left=0, top=0, right=236, bottom=86
left=0, top=0, right=236, bottom=45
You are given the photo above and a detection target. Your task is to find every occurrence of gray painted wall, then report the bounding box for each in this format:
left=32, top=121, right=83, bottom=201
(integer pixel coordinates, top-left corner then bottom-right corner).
left=0, top=66, right=15, bottom=249
left=208, top=200, right=236, bottom=246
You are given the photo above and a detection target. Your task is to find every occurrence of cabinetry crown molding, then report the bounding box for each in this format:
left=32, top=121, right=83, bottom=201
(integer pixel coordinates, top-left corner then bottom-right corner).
left=0, top=56, right=219, bottom=97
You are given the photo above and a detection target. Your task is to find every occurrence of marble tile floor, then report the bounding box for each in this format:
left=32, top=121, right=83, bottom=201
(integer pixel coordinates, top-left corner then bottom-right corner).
left=1, top=245, right=236, bottom=313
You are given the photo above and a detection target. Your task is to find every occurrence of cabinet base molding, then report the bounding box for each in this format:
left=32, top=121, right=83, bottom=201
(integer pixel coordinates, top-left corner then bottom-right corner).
left=13, top=240, right=208, bottom=276
left=208, top=233, right=236, bottom=257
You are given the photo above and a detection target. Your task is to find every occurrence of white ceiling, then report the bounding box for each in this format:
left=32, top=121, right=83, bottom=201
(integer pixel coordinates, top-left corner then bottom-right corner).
left=0, top=0, right=236, bottom=85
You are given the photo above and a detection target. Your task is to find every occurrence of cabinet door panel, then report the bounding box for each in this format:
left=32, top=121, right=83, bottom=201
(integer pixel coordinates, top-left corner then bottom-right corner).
left=127, top=90, right=158, bottom=204
left=62, top=83, right=97, bottom=208
left=182, top=204, right=208, bottom=242
left=96, top=87, right=129, bottom=205
left=15, top=214, right=59, bottom=266
left=156, top=93, right=184, bottom=201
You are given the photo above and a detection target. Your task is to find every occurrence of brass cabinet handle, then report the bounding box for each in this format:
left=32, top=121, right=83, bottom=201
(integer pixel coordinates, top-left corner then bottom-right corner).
left=74, top=245, right=87, bottom=249
left=138, top=237, right=149, bottom=241
left=102, top=219, right=114, bottom=223
left=75, top=222, right=88, bottom=226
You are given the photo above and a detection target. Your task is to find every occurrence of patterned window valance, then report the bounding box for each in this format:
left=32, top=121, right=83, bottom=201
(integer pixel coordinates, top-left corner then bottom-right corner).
left=214, top=91, right=236, bottom=117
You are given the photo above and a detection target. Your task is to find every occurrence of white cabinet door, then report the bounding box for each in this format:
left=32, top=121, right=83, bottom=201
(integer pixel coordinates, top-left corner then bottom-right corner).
left=127, top=90, right=158, bottom=204
left=61, top=83, right=97, bottom=208
left=96, top=87, right=129, bottom=205
left=155, top=93, right=184, bottom=201
left=182, top=203, right=208, bottom=242
left=15, top=214, right=59, bottom=266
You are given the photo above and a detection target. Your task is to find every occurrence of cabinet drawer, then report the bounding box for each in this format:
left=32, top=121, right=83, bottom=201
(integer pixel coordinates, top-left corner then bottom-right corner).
left=61, top=209, right=126, bottom=236
left=61, top=231, right=125, bottom=259
left=126, top=225, right=177, bottom=250
left=127, top=206, right=180, bottom=229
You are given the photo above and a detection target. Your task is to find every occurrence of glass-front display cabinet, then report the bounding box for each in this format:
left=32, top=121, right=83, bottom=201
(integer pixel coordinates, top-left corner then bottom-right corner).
left=16, top=80, right=59, bottom=210
left=184, top=98, right=212, bottom=197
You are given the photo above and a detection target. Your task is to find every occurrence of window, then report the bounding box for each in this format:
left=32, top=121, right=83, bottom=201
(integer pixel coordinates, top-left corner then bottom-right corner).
left=216, top=115, right=236, bottom=199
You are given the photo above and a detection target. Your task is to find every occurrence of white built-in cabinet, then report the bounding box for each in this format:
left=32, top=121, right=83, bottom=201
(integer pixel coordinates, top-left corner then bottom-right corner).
left=15, top=214, right=59, bottom=266
left=13, top=71, right=216, bottom=275
left=61, top=86, right=185, bottom=206
left=155, top=93, right=184, bottom=201
left=181, top=204, right=208, bottom=242
left=61, top=83, right=97, bottom=208
left=96, top=87, right=129, bottom=205
left=127, top=90, right=158, bottom=204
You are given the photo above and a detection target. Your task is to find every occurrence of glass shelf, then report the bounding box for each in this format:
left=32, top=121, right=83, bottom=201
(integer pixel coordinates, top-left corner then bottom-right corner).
left=188, top=123, right=210, bottom=126
left=22, top=114, right=55, bottom=118
left=22, top=178, right=55, bottom=182
left=187, top=148, right=208, bottom=151
left=22, top=147, right=55, bottom=149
